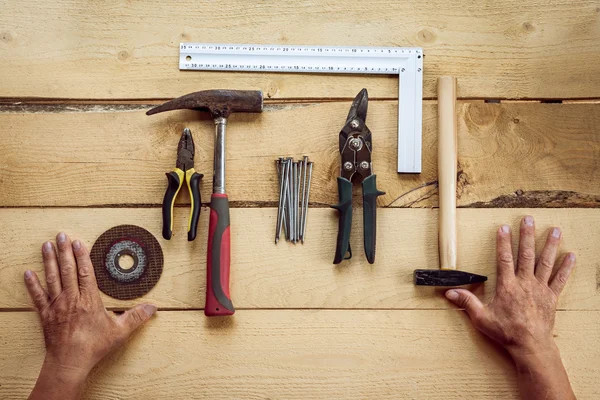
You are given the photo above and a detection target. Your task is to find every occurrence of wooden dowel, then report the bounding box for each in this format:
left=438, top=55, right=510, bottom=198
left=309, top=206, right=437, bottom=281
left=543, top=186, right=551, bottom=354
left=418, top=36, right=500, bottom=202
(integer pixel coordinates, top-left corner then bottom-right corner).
left=437, top=76, right=458, bottom=270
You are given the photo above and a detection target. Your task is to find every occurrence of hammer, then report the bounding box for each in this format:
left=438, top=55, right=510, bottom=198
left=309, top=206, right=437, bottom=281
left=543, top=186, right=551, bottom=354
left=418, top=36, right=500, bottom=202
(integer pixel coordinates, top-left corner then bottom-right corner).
left=413, top=77, right=487, bottom=286
left=147, top=89, right=263, bottom=315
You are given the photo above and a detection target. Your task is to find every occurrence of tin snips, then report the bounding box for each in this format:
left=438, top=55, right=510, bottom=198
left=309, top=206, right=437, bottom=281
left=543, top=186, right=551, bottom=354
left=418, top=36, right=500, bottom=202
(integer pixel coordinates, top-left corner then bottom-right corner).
left=332, top=89, right=385, bottom=264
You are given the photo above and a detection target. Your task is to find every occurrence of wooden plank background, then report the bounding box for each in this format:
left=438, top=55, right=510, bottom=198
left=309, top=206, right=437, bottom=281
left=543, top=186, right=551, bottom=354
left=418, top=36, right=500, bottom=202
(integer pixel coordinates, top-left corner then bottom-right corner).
left=1, top=208, right=598, bottom=311
left=1, top=102, right=599, bottom=208
left=1, top=1, right=600, bottom=99
left=1, top=311, right=599, bottom=399
left=1, top=0, right=599, bottom=399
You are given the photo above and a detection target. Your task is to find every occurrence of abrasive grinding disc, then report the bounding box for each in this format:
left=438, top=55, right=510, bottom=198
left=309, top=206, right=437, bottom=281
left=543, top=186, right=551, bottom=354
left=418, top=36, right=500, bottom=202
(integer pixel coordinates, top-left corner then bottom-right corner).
left=90, top=225, right=163, bottom=300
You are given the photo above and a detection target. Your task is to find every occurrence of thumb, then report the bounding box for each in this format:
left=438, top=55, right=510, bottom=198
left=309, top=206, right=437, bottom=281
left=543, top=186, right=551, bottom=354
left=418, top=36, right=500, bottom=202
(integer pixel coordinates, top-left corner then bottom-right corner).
left=117, top=303, right=157, bottom=336
left=445, top=289, right=485, bottom=321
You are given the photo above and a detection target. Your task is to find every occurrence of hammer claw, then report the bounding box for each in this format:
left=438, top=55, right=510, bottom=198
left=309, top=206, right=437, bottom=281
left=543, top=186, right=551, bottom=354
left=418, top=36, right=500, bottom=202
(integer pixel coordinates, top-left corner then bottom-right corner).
left=146, top=89, right=263, bottom=119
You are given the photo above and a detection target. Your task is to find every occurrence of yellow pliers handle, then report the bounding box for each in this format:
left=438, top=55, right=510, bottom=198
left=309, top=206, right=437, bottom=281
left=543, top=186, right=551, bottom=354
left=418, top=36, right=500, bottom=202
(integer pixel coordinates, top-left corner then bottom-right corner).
left=162, top=168, right=203, bottom=241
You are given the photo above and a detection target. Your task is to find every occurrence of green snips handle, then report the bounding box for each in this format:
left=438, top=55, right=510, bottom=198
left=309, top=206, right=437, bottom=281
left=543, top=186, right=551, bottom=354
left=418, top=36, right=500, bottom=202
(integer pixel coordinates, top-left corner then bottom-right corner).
left=332, top=175, right=384, bottom=264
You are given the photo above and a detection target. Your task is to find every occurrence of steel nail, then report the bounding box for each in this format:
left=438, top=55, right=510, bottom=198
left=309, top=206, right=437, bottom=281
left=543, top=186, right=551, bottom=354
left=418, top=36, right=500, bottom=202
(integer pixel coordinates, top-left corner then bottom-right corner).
left=283, top=158, right=291, bottom=241
left=292, top=161, right=297, bottom=243
left=300, top=156, right=308, bottom=241
left=287, top=159, right=293, bottom=241
left=302, top=162, right=313, bottom=243
left=275, top=159, right=284, bottom=244
left=281, top=159, right=289, bottom=241
left=296, top=161, right=302, bottom=241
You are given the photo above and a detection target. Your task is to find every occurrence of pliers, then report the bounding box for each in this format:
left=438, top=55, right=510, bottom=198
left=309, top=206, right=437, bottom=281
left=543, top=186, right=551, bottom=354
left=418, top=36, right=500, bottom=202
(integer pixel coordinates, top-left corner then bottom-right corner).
left=332, top=89, right=385, bottom=264
left=162, top=128, right=203, bottom=241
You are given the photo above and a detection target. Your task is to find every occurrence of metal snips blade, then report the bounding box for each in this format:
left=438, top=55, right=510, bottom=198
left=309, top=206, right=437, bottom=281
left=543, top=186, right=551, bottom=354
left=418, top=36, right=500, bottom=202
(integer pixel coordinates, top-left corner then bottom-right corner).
left=339, top=89, right=373, bottom=181
left=345, top=88, right=369, bottom=127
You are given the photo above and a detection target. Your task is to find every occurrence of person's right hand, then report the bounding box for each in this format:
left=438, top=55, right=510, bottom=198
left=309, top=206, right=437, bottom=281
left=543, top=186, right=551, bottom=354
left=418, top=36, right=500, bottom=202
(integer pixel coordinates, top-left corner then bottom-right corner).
left=445, top=215, right=577, bottom=400
left=444, top=215, right=575, bottom=355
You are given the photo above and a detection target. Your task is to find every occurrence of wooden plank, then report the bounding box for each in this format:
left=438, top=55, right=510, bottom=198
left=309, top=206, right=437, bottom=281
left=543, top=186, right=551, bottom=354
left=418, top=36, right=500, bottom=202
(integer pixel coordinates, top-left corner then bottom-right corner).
left=0, top=310, right=598, bottom=399
left=1, top=1, right=600, bottom=99
left=1, top=102, right=598, bottom=208
left=1, top=208, right=598, bottom=310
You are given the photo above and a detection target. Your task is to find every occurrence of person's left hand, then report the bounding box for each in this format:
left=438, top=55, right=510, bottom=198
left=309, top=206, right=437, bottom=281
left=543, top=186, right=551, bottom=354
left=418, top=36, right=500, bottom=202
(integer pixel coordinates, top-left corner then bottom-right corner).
left=25, top=232, right=157, bottom=381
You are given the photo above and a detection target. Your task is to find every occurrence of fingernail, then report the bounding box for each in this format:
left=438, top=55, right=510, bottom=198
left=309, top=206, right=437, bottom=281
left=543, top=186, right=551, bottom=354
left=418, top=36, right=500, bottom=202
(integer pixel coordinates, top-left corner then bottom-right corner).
left=72, top=240, right=81, bottom=250
left=143, top=304, right=157, bottom=316
left=24, top=270, right=33, bottom=279
left=445, top=290, right=459, bottom=301
left=568, top=253, right=576, bottom=262
left=551, top=227, right=561, bottom=239
left=43, top=241, right=53, bottom=253
left=501, top=225, right=510, bottom=234
left=524, top=216, right=534, bottom=226
left=57, top=232, right=67, bottom=243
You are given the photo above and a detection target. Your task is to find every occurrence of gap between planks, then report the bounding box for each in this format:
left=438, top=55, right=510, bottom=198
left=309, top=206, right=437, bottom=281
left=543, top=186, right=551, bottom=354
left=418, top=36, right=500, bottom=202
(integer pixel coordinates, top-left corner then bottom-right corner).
left=1, top=97, right=600, bottom=114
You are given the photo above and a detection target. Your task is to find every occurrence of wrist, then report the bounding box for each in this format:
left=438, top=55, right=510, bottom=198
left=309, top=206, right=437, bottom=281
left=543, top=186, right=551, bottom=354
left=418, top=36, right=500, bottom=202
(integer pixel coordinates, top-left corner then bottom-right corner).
left=29, top=356, right=89, bottom=400
left=507, top=339, right=561, bottom=368
left=41, top=355, right=90, bottom=385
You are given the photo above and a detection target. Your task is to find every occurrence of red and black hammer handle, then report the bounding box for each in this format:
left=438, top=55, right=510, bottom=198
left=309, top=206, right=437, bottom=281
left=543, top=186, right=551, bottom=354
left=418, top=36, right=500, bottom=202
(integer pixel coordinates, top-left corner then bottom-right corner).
left=205, top=193, right=235, bottom=316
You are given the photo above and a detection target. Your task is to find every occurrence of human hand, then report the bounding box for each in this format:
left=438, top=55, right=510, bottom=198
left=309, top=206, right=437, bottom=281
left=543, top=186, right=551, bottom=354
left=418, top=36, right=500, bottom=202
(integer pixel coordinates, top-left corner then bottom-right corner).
left=25, top=232, right=157, bottom=399
left=444, top=215, right=576, bottom=357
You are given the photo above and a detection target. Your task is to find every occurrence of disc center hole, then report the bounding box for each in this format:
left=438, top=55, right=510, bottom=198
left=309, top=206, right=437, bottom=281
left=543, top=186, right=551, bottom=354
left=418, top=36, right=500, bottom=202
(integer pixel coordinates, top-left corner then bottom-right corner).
left=117, top=254, right=135, bottom=270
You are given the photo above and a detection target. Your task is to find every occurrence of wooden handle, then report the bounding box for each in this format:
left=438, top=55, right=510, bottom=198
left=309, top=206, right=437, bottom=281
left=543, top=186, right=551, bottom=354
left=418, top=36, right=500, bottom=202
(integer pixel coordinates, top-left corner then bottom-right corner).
left=437, top=77, right=457, bottom=270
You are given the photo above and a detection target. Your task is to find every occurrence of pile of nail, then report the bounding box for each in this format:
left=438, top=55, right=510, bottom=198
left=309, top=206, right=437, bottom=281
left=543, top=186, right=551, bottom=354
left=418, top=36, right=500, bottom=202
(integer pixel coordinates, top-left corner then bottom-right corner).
left=275, top=157, right=313, bottom=244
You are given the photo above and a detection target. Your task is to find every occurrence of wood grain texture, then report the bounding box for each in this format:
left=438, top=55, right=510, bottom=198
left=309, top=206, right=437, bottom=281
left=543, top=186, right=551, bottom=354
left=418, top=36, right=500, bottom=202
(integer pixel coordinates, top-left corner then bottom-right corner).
left=437, top=77, right=458, bottom=270
left=0, top=310, right=598, bottom=399
left=1, top=1, right=600, bottom=99
left=1, top=208, right=598, bottom=310
left=1, top=102, right=599, bottom=208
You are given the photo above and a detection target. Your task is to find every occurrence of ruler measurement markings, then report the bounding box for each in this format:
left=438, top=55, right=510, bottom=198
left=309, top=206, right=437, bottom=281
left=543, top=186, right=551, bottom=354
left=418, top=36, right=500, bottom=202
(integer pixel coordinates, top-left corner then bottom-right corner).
left=179, top=43, right=423, bottom=173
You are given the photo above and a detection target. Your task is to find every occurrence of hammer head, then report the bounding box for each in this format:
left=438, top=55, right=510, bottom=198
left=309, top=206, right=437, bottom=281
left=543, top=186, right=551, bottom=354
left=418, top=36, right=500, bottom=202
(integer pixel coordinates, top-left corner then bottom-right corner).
left=146, top=89, right=263, bottom=119
left=413, top=269, right=487, bottom=286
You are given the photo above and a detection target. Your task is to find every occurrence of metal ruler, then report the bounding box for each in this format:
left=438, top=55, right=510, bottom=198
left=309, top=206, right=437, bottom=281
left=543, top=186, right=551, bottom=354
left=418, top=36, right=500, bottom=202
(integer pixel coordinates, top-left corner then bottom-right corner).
left=180, top=43, right=423, bottom=173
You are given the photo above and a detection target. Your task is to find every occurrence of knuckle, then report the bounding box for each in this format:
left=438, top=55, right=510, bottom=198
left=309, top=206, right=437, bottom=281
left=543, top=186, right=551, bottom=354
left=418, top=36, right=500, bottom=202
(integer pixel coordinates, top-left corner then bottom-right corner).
left=61, top=261, right=76, bottom=271
left=555, top=273, right=569, bottom=286
left=130, top=309, right=146, bottom=325
left=498, top=251, right=514, bottom=264
left=519, top=248, right=536, bottom=262
left=78, top=301, right=92, bottom=313
left=78, top=266, right=91, bottom=278
left=45, top=273, right=60, bottom=285
left=537, top=258, right=554, bottom=271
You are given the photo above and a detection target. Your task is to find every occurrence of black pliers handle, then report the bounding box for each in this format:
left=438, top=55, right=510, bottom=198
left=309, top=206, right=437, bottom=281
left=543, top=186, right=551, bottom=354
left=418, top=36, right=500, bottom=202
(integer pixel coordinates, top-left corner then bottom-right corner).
left=162, top=128, right=204, bottom=241
left=163, top=167, right=203, bottom=241
left=332, top=89, right=385, bottom=264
